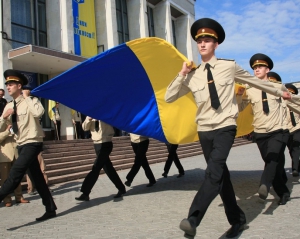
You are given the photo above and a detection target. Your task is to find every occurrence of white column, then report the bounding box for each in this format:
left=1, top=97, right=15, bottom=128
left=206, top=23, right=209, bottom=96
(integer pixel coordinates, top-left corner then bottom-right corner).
left=127, top=0, right=148, bottom=39
left=153, top=1, right=172, bottom=43
left=47, top=0, right=62, bottom=51
left=187, top=15, right=198, bottom=64
left=58, top=0, right=75, bottom=54
left=95, top=0, right=119, bottom=50
left=0, top=0, right=13, bottom=96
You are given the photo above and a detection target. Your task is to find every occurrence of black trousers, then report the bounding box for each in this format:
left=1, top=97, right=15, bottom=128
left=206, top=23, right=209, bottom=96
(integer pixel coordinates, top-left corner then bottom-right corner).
left=163, top=143, right=184, bottom=174
left=188, top=126, right=245, bottom=226
left=188, top=126, right=246, bottom=226
left=55, top=120, right=61, bottom=140
left=287, top=129, right=300, bottom=171
left=81, top=142, right=125, bottom=195
left=255, top=130, right=290, bottom=197
left=74, top=121, right=82, bottom=139
left=0, top=142, right=56, bottom=212
left=126, top=139, right=156, bottom=183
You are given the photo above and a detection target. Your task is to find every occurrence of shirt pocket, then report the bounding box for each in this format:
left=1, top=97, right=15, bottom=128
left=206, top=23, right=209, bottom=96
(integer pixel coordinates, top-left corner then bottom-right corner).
left=217, top=79, right=234, bottom=100
left=17, top=108, right=27, bottom=122
left=191, top=83, right=206, bottom=104
left=217, top=78, right=233, bottom=88
left=250, top=98, right=261, bottom=113
left=267, top=95, right=280, bottom=111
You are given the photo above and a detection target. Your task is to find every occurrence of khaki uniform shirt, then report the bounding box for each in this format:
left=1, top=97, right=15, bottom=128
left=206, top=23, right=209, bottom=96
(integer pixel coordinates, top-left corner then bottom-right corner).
left=269, top=82, right=300, bottom=131
left=237, top=84, right=282, bottom=133
left=52, top=107, right=61, bottom=122
left=269, top=82, right=289, bottom=130
left=286, top=102, right=300, bottom=133
left=165, top=56, right=283, bottom=132
left=0, top=95, right=44, bottom=145
left=72, top=111, right=81, bottom=123
left=0, top=130, right=18, bottom=163
left=130, top=133, right=148, bottom=143
left=82, top=117, right=114, bottom=143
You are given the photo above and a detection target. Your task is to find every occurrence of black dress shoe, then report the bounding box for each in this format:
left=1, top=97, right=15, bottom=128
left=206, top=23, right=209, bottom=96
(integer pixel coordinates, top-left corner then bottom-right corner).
left=124, top=180, right=132, bottom=187
left=179, top=218, right=196, bottom=237
left=278, top=194, right=290, bottom=205
left=226, top=222, right=245, bottom=238
left=162, top=173, right=167, bottom=178
left=114, top=190, right=126, bottom=198
left=292, top=170, right=299, bottom=177
left=36, top=211, right=56, bottom=221
left=177, top=172, right=185, bottom=178
left=75, top=193, right=90, bottom=201
left=258, top=184, right=268, bottom=201
left=146, top=181, right=156, bottom=187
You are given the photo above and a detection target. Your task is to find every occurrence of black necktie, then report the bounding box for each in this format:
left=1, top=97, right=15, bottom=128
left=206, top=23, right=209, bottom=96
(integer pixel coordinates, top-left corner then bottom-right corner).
left=12, top=100, right=18, bottom=134
left=77, top=111, right=79, bottom=117
left=95, top=120, right=99, bottom=132
left=57, top=108, right=60, bottom=115
left=261, top=91, right=269, bottom=114
left=205, top=63, right=220, bottom=110
left=290, top=111, right=297, bottom=127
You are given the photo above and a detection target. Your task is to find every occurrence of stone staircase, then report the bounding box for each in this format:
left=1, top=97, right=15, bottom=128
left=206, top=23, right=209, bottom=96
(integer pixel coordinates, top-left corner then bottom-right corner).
left=9, top=137, right=251, bottom=189
left=30, top=136, right=252, bottom=187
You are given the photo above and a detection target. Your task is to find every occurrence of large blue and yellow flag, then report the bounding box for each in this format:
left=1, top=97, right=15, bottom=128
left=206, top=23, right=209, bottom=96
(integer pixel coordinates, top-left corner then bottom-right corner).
left=32, top=38, right=198, bottom=144
left=32, top=37, right=253, bottom=144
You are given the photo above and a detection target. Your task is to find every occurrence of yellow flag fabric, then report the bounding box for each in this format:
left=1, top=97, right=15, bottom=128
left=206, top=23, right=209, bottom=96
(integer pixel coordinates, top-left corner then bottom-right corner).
left=235, top=84, right=254, bottom=137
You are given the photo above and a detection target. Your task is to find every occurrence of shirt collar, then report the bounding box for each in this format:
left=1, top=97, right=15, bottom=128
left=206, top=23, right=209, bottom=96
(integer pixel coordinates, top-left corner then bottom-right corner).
left=15, top=95, right=24, bottom=104
left=199, top=55, right=218, bottom=71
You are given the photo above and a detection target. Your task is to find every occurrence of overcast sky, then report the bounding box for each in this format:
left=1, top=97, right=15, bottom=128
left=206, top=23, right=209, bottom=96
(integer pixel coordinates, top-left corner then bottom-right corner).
left=194, top=0, right=300, bottom=83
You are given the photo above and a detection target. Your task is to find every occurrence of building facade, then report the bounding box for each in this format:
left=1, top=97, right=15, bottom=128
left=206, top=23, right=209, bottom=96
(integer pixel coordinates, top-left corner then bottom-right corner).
left=0, top=0, right=197, bottom=140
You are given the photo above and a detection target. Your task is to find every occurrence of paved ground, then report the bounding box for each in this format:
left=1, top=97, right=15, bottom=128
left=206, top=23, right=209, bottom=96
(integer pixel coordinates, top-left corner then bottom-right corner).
left=1, top=143, right=300, bottom=239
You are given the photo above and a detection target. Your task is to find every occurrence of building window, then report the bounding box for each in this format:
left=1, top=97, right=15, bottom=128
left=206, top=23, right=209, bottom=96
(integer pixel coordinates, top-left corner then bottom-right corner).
left=11, top=0, right=47, bottom=49
left=172, top=20, right=176, bottom=48
left=116, top=0, right=129, bottom=44
left=147, top=6, right=155, bottom=37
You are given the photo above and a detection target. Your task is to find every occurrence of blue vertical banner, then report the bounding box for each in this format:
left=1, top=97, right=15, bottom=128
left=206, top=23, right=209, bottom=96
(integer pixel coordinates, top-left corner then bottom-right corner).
left=72, top=0, right=97, bottom=57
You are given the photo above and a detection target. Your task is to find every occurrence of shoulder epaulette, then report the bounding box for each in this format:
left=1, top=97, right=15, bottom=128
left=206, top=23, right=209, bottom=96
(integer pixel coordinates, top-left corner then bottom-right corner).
left=236, top=82, right=252, bottom=89
left=217, top=58, right=235, bottom=61
left=189, top=64, right=201, bottom=73
left=269, top=79, right=281, bottom=84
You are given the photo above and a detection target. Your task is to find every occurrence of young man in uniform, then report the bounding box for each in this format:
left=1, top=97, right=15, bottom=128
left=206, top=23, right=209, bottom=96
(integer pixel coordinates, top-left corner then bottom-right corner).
left=165, top=18, right=291, bottom=238
left=52, top=102, right=61, bottom=140
left=0, top=123, right=29, bottom=207
left=124, top=133, right=156, bottom=188
left=72, top=110, right=83, bottom=139
left=0, top=69, right=56, bottom=221
left=237, top=54, right=291, bottom=206
left=285, top=83, right=300, bottom=176
left=0, top=88, right=7, bottom=116
left=75, top=117, right=126, bottom=201
left=162, top=143, right=184, bottom=178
